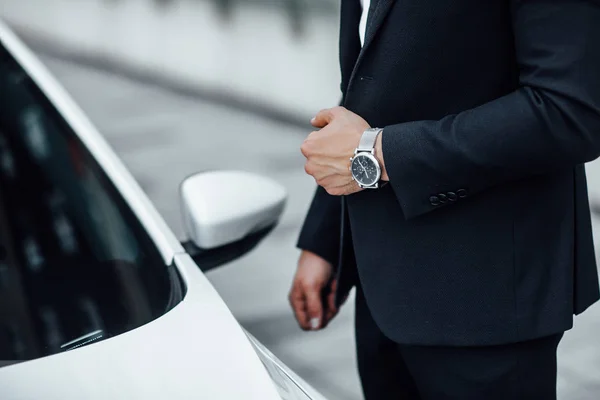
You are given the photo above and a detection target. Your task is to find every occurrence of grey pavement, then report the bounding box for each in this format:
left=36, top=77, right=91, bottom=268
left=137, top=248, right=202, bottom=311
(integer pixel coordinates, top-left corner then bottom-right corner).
left=41, top=54, right=600, bottom=400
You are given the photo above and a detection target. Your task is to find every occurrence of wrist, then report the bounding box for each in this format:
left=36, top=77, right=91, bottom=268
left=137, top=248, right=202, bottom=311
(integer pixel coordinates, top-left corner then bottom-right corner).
left=375, top=132, right=389, bottom=181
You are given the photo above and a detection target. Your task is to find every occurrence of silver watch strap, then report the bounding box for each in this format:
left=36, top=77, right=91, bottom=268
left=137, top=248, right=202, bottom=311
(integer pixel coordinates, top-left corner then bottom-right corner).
left=357, top=128, right=383, bottom=151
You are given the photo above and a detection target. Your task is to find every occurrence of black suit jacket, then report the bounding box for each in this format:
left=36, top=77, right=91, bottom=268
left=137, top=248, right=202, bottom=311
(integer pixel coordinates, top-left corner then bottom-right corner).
left=298, top=0, right=600, bottom=346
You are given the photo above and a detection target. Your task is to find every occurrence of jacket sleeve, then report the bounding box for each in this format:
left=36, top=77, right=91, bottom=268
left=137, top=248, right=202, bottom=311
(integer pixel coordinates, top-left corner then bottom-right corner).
left=383, top=0, right=600, bottom=220
left=297, top=186, right=342, bottom=266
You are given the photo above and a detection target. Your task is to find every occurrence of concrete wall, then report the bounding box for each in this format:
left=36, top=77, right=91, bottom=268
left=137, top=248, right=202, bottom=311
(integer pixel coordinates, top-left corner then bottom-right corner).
left=0, top=0, right=342, bottom=120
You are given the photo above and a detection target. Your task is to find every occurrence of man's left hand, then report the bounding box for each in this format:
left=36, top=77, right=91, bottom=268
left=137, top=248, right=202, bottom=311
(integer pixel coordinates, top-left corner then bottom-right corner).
left=301, top=106, right=385, bottom=196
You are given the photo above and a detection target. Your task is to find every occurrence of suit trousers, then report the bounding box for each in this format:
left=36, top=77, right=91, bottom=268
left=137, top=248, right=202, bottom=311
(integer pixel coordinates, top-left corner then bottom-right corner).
left=354, top=284, right=564, bottom=400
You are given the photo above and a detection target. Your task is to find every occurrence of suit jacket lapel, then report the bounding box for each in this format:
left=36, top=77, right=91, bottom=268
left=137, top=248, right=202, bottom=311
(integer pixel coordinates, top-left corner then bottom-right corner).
left=363, top=0, right=395, bottom=51
left=344, top=0, right=395, bottom=97
left=339, top=0, right=363, bottom=98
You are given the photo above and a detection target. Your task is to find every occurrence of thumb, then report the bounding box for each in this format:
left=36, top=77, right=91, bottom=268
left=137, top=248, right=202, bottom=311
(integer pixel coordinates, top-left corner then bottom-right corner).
left=311, top=108, right=335, bottom=128
left=304, top=284, right=324, bottom=330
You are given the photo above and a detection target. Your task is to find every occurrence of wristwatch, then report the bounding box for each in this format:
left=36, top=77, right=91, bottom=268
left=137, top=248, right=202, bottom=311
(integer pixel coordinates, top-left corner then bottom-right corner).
left=350, top=128, right=385, bottom=189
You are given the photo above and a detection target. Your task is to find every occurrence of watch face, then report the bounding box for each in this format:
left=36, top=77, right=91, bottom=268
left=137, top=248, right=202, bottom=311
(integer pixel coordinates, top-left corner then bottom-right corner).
left=351, top=153, right=380, bottom=187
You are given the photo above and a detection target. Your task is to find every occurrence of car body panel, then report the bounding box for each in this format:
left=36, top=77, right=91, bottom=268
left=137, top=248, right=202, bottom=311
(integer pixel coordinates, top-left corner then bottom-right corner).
left=246, top=332, right=329, bottom=400
left=0, top=253, right=281, bottom=400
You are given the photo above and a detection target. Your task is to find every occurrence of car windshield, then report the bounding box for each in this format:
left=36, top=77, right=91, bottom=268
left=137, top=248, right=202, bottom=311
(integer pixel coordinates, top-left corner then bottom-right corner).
left=0, top=44, right=184, bottom=366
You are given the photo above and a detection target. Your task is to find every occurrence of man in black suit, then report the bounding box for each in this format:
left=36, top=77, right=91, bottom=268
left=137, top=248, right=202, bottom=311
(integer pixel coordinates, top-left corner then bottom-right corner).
left=288, top=0, right=600, bottom=398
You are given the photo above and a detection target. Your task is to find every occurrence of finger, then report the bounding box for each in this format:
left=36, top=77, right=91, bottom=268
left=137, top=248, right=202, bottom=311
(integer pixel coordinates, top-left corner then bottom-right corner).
left=304, top=284, right=324, bottom=330
left=311, top=108, right=335, bottom=128
left=317, top=163, right=353, bottom=183
left=324, top=308, right=339, bottom=328
left=327, top=279, right=339, bottom=316
left=301, top=130, right=319, bottom=154
left=325, top=180, right=362, bottom=196
left=318, top=174, right=353, bottom=190
left=311, top=163, right=350, bottom=185
left=310, top=119, right=328, bottom=128
left=323, top=280, right=339, bottom=325
left=340, top=181, right=362, bottom=196
left=289, top=284, right=310, bottom=330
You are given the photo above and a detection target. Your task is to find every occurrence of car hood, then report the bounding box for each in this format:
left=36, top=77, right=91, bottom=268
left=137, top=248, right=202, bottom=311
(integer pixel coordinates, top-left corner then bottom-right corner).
left=0, top=253, right=282, bottom=400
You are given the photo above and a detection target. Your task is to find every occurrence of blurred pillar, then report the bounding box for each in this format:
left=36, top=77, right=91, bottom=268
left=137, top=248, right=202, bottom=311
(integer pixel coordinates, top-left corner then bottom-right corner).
left=215, top=0, right=234, bottom=19
left=126, top=0, right=311, bottom=38
left=286, top=0, right=307, bottom=38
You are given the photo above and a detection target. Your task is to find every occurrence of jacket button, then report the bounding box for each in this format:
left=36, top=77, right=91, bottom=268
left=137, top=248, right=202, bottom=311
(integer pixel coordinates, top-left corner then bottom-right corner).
left=447, top=192, right=458, bottom=202
left=457, top=189, right=468, bottom=198
left=438, top=194, right=448, bottom=203
left=429, top=195, right=440, bottom=206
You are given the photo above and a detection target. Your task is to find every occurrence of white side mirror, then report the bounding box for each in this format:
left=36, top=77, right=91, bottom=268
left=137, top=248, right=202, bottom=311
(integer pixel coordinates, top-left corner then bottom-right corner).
left=180, top=171, right=287, bottom=250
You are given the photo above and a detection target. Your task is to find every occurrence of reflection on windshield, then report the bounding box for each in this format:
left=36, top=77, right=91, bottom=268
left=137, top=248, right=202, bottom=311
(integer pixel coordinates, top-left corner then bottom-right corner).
left=60, top=329, right=104, bottom=351
left=0, top=45, right=185, bottom=364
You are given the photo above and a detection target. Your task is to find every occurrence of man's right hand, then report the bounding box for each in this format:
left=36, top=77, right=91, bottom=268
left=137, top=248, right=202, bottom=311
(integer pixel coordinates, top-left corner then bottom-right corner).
left=288, top=250, right=341, bottom=331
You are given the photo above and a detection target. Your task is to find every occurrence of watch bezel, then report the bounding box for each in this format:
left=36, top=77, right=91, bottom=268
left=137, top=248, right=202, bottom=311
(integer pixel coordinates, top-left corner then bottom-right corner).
left=350, top=152, right=382, bottom=188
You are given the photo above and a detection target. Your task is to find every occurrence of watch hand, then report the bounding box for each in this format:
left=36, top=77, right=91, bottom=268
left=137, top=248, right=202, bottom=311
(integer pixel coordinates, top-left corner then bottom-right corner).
left=358, top=159, right=369, bottom=178
left=357, top=159, right=366, bottom=172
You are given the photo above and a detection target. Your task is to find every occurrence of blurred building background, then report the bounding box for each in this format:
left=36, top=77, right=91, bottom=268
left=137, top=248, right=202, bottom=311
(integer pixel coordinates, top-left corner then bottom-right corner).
left=0, top=0, right=341, bottom=121
left=2, top=1, right=600, bottom=399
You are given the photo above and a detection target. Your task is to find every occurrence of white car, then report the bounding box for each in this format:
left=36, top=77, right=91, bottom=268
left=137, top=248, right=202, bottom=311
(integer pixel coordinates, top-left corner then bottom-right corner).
left=0, top=21, right=326, bottom=400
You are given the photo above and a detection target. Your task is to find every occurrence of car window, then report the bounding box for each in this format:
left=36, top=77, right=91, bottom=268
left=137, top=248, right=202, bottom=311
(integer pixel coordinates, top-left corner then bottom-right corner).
left=0, top=45, right=185, bottom=365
